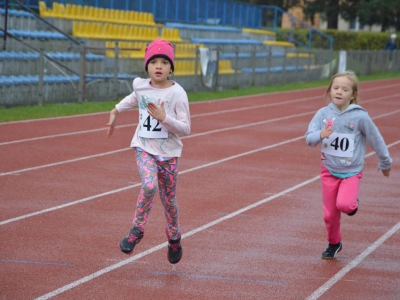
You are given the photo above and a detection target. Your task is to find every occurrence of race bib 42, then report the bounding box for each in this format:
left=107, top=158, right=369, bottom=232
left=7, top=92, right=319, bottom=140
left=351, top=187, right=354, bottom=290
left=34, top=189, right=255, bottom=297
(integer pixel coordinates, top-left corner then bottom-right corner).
left=138, top=108, right=168, bottom=138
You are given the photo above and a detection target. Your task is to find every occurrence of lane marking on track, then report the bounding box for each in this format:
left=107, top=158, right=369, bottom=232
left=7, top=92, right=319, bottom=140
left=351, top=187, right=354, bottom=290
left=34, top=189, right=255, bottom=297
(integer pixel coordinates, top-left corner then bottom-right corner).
left=306, top=219, right=400, bottom=300
left=33, top=141, right=400, bottom=300
left=0, top=259, right=74, bottom=267
left=1, top=109, right=399, bottom=224
left=0, top=148, right=130, bottom=177
left=0, top=126, right=135, bottom=146
left=0, top=93, right=328, bottom=146
left=147, top=271, right=286, bottom=285
left=1, top=89, right=399, bottom=146
left=33, top=176, right=321, bottom=300
left=0, top=135, right=304, bottom=225
left=0, top=111, right=314, bottom=176
left=0, top=95, right=318, bottom=146
left=2, top=105, right=400, bottom=177
left=1, top=79, right=398, bottom=126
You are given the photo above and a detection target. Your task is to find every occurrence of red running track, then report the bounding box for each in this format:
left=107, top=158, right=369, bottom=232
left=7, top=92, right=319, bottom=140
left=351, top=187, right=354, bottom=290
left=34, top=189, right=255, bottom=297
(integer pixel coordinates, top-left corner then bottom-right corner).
left=1, top=78, right=400, bottom=300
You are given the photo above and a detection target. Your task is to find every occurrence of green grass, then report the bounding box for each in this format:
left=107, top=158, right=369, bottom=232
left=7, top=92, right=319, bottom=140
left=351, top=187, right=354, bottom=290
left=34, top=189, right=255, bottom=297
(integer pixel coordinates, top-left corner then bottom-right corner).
left=1, top=72, right=399, bottom=123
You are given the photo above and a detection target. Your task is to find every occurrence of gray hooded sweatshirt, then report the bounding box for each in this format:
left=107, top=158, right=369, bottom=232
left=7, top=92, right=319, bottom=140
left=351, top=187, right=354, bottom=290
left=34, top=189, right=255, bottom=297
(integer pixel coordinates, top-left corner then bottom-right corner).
left=306, top=102, right=392, bottom=174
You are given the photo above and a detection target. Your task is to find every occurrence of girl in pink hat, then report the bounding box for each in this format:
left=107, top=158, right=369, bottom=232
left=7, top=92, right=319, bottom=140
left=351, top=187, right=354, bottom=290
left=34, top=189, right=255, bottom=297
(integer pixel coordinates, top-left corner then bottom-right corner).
left=107, top=38, right=191, bottom=264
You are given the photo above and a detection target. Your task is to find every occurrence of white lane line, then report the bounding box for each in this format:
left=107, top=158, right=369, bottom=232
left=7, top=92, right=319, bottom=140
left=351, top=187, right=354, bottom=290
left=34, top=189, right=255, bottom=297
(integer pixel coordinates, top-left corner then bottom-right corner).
left=0, top=111, right=314, bottom=176
left=0, top=95, right=321, bottom=146
left=0, top=184, right=139, bottom=226
left=33, top=141, right=400, bottom=300
left=304, top=140, right=400, bottom=300
left=34, top=176, right=320, bottom=300
left=2, top=88, right=399, bottom=146
left=2, top=79, right=398, bottom=126
left=0, top=136, right=304, bottom=226
left=2, top=106, right=400, bottom=177
left=306, top=220, right=400, bottom=300
left=0, top=111, right=110, bottom=125
left=0, top=148, right=129, bottom=177
left=0, top=125, right=135, bottom=146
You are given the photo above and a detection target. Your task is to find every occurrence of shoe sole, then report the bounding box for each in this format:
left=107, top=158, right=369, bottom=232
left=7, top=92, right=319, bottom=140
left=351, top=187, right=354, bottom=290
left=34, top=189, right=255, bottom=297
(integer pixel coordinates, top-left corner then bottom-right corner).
left=321, top=245, right=342, bottom=260
left=168, top=250, right=183, bottom=264
left=118, top=244, right=133, bottom=255
left=166, top=228, right=182, bottom=264
left=347, top=207, right=358, bottom=216
left=118, top=235, right=142, bottom=255
left=347, top=199, right=359, bottom=216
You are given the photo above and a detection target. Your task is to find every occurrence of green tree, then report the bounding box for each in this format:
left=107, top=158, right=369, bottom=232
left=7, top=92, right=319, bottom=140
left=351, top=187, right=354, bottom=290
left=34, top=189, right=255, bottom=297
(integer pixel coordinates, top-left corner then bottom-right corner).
left=239, top=0, right=400, bottom=31
left=304, top=0, right=400, bottom=31
left=237, top=0, right=301, bottom=11
left=356, top=0, right=400, bottom=31
left=303, top=0, right=340, bottom=28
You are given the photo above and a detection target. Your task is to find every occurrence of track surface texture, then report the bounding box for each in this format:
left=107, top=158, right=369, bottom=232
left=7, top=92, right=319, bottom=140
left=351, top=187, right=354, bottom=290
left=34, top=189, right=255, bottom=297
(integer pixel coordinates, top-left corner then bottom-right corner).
left=1, top=78, right=400, bottom=300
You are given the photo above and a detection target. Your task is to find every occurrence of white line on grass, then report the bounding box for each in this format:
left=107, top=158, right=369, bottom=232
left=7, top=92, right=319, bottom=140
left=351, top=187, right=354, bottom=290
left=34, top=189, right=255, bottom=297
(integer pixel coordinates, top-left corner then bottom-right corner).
left=33, top=140, right=400, bottom=299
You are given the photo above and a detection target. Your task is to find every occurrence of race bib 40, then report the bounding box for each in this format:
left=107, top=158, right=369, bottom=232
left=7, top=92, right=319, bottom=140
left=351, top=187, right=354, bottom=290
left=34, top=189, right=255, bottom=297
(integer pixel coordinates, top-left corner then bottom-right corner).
left=138, top=108, right=168, bottom=138
left=321, top=132, right=354, bottom=157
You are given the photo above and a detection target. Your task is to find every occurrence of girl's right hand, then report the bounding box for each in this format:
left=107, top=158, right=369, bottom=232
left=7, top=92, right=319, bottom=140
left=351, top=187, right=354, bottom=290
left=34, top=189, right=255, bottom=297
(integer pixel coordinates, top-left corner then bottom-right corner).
left=107, top=109, right=119, bottom=137
left=378, top=168, right=391, bottom=177
left=320, top=125, right=334, bottom=140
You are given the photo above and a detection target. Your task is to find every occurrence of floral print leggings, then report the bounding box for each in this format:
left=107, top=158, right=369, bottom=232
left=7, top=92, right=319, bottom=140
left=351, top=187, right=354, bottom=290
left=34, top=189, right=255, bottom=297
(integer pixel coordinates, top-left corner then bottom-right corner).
left=132, top=148, right=180, bottom=240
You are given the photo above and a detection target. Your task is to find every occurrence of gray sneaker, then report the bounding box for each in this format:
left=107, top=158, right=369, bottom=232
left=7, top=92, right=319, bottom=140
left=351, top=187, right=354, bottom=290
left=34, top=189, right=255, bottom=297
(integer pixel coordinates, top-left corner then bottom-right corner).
left=119, top=227, right=143, bottom=255
left=166, top=230, right=182, bottom=264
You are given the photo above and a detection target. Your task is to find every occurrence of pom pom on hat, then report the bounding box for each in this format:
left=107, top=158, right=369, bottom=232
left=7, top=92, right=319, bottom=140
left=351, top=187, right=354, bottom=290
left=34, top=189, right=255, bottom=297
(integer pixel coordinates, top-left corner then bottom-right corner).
left=144, top=38, right=175, bottom=72
left=391, top=34, right=397, bottom=39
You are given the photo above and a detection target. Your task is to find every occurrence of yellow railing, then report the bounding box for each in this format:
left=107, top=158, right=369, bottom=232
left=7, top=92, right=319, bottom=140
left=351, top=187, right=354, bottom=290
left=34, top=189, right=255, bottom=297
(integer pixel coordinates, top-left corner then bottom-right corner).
left=263, top=40, right=295, bottom=47
left=242, top=27, right=276, bottom=37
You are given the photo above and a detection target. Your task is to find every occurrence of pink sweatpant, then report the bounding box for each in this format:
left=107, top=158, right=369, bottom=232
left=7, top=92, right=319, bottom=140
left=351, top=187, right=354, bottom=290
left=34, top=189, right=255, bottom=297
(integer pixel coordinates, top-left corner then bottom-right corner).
left=320, top=163, right=362, bottom=244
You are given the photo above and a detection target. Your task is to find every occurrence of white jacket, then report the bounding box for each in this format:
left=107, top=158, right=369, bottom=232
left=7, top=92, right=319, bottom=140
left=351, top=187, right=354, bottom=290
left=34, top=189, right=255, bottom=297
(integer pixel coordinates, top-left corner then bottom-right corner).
left=116, top=78, right=191, bottom=157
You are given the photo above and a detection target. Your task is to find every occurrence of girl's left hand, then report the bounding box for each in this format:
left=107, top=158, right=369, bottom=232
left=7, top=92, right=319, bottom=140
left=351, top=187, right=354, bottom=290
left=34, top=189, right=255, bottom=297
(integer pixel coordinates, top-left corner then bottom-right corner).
left=147, top=102, right=166, bottom=122
left=377, top=168, right=391, bottom=177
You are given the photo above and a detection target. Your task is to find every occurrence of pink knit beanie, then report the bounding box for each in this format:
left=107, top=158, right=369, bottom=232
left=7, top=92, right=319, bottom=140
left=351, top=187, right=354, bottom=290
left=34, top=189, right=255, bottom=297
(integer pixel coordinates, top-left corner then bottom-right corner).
left=144, top=38, right=175, bottom=72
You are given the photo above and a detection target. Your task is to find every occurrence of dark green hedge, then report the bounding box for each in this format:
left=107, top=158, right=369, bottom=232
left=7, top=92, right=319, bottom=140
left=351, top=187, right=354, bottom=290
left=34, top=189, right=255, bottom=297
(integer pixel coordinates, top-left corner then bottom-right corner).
left=276, top=29, right=398, bottom=50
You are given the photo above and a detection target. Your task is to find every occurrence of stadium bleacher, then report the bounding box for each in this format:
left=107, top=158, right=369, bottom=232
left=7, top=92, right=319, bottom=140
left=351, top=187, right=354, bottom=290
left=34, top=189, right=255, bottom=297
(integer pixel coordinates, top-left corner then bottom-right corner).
left=1, top=1, right=320, bottom=107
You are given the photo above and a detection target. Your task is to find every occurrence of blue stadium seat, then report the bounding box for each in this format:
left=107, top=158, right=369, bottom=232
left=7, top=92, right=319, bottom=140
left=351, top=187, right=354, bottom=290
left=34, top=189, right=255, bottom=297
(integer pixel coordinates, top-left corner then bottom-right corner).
left=191, top=38, right=263, bottom=45
left=165, top=22, right=242, bottom=32
left=220, top=52, right=285, bottom=59
left=0, top=8, right=35, bottom=18
left=241, top=66, right=306, bottom=73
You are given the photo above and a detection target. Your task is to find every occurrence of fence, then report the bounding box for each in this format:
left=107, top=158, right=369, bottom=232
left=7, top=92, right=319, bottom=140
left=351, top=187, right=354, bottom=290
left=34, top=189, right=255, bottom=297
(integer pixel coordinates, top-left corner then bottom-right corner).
left=1, top=35, right=399, bottom=107
left=0, top=0, right=397, bottom=107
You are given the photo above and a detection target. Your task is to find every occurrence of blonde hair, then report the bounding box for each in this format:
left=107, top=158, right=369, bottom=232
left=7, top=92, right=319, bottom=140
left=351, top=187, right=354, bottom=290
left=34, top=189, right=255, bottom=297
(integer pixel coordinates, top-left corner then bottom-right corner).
left=325, top=70, right=359, bottom=104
